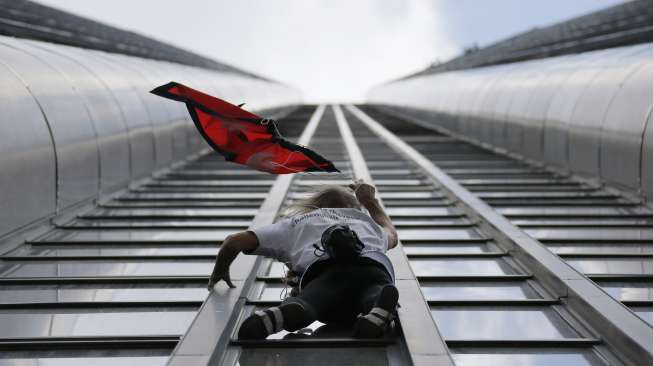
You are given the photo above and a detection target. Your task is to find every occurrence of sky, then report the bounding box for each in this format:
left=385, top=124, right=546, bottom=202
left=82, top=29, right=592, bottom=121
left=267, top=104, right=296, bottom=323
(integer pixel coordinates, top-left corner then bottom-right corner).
left=36, top=0, right=625, bottom=103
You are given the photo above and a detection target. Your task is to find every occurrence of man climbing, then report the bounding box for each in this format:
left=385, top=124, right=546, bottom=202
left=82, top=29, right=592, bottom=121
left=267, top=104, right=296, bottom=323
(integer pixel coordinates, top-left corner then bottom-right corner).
left=208, top=180, right=399, bottom=339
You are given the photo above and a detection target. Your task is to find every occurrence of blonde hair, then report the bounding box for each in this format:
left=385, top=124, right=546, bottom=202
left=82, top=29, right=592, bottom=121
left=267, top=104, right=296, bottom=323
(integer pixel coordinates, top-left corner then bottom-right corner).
left=284, top=185, right=360, bottom=217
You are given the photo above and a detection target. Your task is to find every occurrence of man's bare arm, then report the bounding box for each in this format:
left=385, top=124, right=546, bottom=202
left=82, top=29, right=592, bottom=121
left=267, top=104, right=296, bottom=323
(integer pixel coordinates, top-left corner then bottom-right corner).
left=208, top=231, right=259, bottom=290
left=350, top=180, right=399, bottom=249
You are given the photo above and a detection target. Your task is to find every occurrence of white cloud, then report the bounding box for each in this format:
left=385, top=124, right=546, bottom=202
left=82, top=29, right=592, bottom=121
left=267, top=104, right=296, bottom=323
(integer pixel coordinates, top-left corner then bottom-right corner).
left=34, top=0, right=460, bottom=102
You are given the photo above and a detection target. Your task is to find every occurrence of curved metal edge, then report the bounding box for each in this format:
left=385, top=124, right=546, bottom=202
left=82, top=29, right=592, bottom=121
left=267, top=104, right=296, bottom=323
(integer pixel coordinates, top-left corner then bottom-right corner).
left=166, top=105, right=326, bottom=366
left=347, top=104, right=653, bottom=366
left=334, top=105, right=455, bottom=366
left=368, top=44, right=653, bottom=200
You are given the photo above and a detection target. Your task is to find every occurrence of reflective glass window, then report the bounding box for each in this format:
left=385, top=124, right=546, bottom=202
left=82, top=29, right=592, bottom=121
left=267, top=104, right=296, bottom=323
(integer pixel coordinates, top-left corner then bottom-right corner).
left=0, top=286, right=207, bottom=304
left=399, top=228, right=484, bottom=241
left=258, top=283, right=287, bottom=302
left=379, top=191, right=441, bottom=199
left=451, top=350, right=606, bottom=366
left=420, top=282, right=540, bottom=300
left=387, top=207, right=460, bottom=217
left=410, top=259, right=517, bottom=276
left=105, top=201, right=261, bottom=208
left=525, top=228, right=653, bottom=240
left=89, top=208, right=258, bottom=217
left=403, top=243, right=498, bottom=255
left=392, top=218, right=468, bottom=226
left=515, top=218, right=653, bottom=226
left=9, top=246, right=218, bottom=256
left=238, top=347, right=388, bottom=366
left=265, top=262, right=288, bottom=278
left=41, top=229, right=232, bottom=242
left=547, top=243, right=653, bottom=254
left=567, top=259, right=653, bottom=275
left=431, top=307, right=578, bottom=339
left=497, top=207, right=653, bottom=216
left=0, top=311, right=196, bottom=337
left=69, top=219, right=251, bottom=228
left=0, top=260, right=213, bottom=277
left=599, top=283, right=653, bottom=301
left=0, top=357, right=169, bottom=366
left=122, top=192, right=267, bottom=199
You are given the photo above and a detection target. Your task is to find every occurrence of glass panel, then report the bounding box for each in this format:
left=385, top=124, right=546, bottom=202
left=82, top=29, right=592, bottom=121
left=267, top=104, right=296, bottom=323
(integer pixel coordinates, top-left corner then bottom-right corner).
left=265, top=262, right=288, bottom=278
left=68, top=220, right=251, bottom=228
left=514, top=218, right=653, bottom=226
left=392, top=218, right=468, bottom=226
left=599, top=282, right=653, bottom=301
left=164, top=169, right=268, bottom=176
left=525, top=228, right=653, bottom=240
left=497, top=207, right=653, bottom=216
left=451, top=350, right=606, bottom=366
left=133, top=187, right=271, bottom=193
left=122, top=192, right=267, bottom=199
left=633, top=308, right=653, bottom=326
left=238, top=348, right=388, bottom=366
left=0, top=287, right=207, bottom=304
left=403, top=243, right=497, bottom=255
left=410, top=259, right=517, bottom=276
left=547, top=243, right=653, bottom=254
left=381, top=199, right=449, bottom=207
left=420, top=282, right=540, bottom=300
left=481, top=192, right=615, bottom=199
left=105, top=201, right=262, bottom=208
left=0, top=311, right=196, bottom=337
left=40, top=230, right=232, bottom=242
left=88, top=208, right=258, bottom=217
left=567, top=259, right=653, bottom=275
left=0, top=260, right=213, bottom=277
left=147, top=180, right=274, bottom=186
left=398, top=228, right=483, bottom=241
left=8, top=246, right=218, bottom=256
left=370, top=169, right=414, bottom=175
left=431, top=307, right=578, bottom=339
left=0, top=357, right=169, bottom=366
left=379, top=192, right=443, bottom=199
left=387, top=207, right=460, bottom=217
left=370, top=179, right=424, bottom=186
left=258, top=283, right=287, bottom=302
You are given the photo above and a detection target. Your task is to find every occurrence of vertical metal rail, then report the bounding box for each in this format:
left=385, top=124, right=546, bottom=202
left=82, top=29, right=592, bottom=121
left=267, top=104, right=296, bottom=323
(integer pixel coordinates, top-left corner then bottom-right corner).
left=334, top=105, right=455, bottom=366
left=348, top=104, right=653, bottom=366
left=167, top=105, right=326, bottom=366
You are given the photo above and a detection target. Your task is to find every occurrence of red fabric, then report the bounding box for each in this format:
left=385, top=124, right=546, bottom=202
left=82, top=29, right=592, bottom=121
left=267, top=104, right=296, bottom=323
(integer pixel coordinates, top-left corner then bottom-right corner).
left=151, top=82, right=338, bottom=174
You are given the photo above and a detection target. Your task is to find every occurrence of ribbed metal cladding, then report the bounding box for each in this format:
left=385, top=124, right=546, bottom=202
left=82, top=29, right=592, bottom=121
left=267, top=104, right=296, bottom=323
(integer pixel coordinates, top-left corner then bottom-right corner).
left=0, top=35, right=300, bottom=241
left=369, top=42, right=653, bottom=200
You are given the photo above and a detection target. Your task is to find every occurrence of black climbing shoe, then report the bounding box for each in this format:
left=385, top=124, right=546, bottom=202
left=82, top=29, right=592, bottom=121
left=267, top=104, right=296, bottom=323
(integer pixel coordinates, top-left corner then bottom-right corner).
left=238, top=303, right=309, bottom=340
left=352, top=285, right=398, bottom=338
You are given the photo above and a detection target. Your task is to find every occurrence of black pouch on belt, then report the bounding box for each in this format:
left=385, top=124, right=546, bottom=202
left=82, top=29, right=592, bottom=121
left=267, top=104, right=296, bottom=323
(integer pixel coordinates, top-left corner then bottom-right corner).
left=316, top=224, right=365, bottom=263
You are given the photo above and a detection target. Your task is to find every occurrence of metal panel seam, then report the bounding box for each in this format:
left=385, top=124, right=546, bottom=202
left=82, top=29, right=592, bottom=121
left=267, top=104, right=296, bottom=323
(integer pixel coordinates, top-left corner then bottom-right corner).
left=0, top=39, right=104, bottom=197
left=0, top=58, right=59, bottom=210
left=31, top=43, right=136, bottom=181
left=638, top=104, right=653, bottom=198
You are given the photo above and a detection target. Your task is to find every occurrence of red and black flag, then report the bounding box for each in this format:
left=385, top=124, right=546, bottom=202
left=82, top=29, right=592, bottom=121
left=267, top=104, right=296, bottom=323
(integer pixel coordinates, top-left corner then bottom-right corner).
left=151, top=82, right=338, bottom=174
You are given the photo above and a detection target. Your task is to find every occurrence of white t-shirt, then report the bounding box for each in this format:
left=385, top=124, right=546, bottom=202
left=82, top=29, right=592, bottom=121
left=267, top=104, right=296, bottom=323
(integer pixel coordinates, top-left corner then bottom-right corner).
left=249, top=208, right=395, bottom=283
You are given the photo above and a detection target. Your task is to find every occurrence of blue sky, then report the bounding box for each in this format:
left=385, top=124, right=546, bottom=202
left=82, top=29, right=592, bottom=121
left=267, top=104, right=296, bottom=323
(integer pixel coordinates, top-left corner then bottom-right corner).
left=35, top=0, right=625, bottom=102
